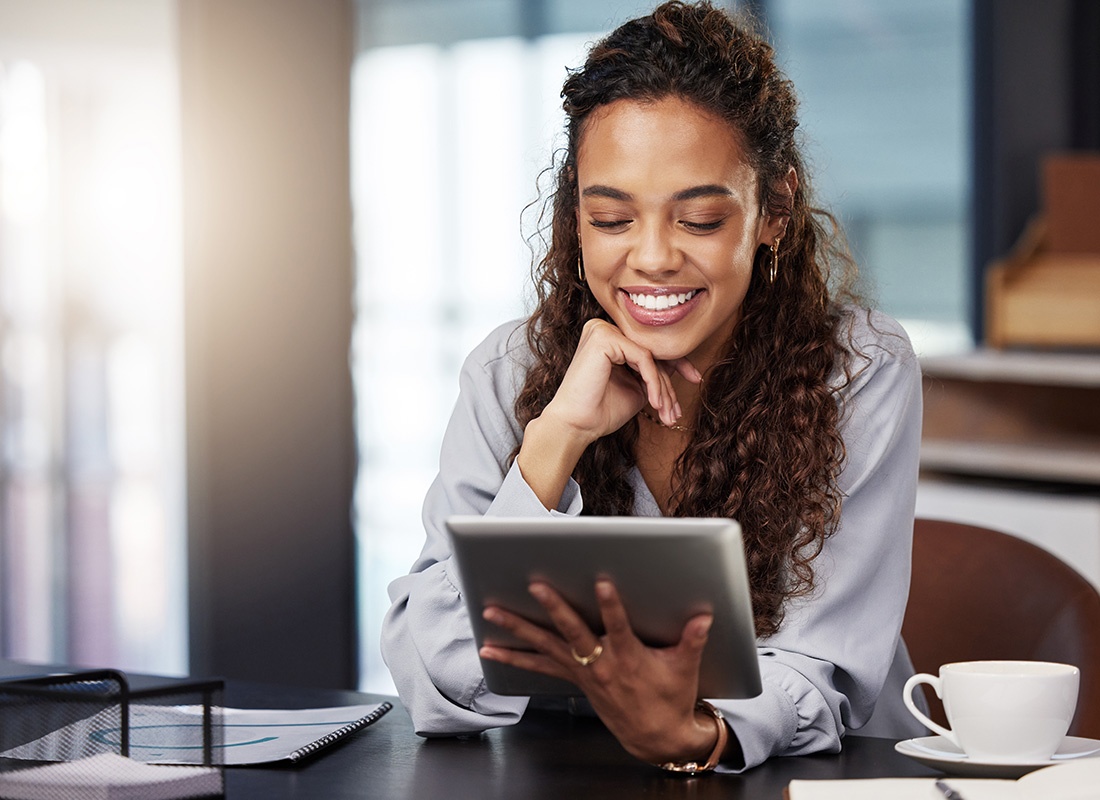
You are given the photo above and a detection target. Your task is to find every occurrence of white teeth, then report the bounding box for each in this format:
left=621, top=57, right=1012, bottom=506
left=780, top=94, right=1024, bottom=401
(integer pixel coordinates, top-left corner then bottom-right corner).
left=628, top=289, right=697, bottom=310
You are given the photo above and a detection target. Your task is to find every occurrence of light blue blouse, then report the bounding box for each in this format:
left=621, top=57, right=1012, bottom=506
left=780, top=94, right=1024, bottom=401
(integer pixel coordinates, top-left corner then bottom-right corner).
left=381, top=308, right=928, bottom=771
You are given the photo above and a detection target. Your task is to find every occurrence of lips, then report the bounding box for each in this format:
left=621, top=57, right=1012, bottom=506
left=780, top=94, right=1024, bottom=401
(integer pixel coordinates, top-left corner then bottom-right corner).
left=620, top=287, right=704, bottom=326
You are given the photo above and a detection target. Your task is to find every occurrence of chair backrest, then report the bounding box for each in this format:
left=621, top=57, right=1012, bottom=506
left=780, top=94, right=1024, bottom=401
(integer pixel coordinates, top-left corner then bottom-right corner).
left=902, top=518, right=1100, bottom=738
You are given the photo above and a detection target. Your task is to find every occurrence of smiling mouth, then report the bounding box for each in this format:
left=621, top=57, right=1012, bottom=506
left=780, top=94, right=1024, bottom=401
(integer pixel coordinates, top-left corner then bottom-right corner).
left=626, top=289, right=699, bottom=311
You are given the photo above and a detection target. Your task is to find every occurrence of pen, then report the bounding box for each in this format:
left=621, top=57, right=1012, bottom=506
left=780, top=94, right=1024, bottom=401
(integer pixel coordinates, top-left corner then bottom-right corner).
left=934, top=779, right=966, bottom=800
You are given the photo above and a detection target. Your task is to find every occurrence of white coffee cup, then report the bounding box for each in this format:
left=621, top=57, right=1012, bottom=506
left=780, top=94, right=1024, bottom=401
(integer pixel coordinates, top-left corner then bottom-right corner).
left=903, top=660, right=1079, bottom=763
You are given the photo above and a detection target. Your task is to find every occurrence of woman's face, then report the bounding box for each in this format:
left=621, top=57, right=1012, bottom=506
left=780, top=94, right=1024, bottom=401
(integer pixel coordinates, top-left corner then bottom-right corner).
left=576, top=96, right=786, bottom=372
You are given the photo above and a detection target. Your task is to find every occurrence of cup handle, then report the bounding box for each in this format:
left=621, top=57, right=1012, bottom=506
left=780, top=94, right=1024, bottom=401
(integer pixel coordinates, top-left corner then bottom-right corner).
left=903, top=673, right=959, bottom=747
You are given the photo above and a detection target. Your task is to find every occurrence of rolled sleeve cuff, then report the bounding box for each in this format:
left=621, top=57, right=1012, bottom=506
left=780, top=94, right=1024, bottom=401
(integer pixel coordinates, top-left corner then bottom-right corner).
left=712, top=659, right=841, bottom=772
left=387, top=560, right=530, bottom=737
left=486, top=460, right=583, bottom=517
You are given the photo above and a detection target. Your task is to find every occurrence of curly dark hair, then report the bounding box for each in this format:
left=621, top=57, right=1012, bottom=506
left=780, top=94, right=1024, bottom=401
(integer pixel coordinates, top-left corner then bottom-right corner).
left=514, top=1, right=860, bottom=637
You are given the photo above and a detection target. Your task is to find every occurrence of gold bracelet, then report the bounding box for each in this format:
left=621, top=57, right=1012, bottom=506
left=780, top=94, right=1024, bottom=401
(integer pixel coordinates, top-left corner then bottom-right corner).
left=656, top=700, right=728, bottom=774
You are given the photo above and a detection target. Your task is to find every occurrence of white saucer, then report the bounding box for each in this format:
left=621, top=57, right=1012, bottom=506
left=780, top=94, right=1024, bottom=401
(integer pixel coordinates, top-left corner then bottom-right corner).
left=894, top=736, right=1100, bottom=779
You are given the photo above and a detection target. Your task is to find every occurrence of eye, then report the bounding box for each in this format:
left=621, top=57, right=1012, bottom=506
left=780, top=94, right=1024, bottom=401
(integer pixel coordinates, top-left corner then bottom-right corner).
left=681, top=219, right=724, bottom=232
left=588, top=218, right=631, bottom=230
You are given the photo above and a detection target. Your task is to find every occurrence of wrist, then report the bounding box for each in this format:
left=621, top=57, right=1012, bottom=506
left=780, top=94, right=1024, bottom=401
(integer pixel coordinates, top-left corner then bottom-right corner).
left=516, top=415, right=592, bottom=511
left=533, top=402, right=602, bottom=450
left=522, top=413, right=596, bottom=467
left=654, top=701, right=729, bottom=774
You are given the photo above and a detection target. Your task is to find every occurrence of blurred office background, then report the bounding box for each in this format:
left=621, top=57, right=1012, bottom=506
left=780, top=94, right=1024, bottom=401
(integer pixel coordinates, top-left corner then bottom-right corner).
left=0, top=0, right=1095, bottom=693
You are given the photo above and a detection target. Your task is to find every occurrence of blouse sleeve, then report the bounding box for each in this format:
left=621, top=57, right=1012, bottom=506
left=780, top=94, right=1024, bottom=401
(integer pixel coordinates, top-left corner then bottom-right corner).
left=380, top=322, right=582, bottom=736
left=712, top=311, right=923, bottom=771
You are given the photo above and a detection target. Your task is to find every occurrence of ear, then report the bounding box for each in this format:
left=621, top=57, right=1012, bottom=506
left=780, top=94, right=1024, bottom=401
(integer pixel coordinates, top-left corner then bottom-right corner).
left=761, top=166, right=798, bottom=245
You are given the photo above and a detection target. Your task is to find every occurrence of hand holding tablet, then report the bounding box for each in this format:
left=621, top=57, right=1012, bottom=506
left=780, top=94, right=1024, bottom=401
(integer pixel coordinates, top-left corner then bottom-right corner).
left=446, top=516, right=762, bottom=699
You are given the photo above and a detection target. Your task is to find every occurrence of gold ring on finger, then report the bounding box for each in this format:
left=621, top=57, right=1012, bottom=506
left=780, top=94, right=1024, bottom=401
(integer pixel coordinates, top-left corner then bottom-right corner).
left=570, top=643, right=604, bottom=666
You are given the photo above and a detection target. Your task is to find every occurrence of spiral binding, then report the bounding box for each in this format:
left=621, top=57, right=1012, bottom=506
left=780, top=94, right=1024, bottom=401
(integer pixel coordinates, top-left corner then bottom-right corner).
left=287, top=701, right=393, bottom=763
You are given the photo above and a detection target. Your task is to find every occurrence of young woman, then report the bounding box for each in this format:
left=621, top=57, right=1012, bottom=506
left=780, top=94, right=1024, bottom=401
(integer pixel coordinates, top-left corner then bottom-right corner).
left=381, top=0, right=926, bottom=772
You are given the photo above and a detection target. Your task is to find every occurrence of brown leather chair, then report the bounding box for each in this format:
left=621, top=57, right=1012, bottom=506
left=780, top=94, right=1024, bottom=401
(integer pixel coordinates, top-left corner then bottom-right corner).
left=902, top=518, right=1100, bottom=738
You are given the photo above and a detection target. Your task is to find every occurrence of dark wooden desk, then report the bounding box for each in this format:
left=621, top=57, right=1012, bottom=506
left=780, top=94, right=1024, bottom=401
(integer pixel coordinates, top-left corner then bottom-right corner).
left=2, top=659, right=939, bottom=799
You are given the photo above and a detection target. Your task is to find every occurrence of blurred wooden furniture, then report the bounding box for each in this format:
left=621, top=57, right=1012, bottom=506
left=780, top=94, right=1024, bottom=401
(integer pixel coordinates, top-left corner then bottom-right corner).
left=986, top=219, right=1100, bottom=348
left=986, top=154, right=1100, bottom=348
left=920, top=350, right=1100, bottom=485
left=903, top=518, right=1100, bottom=738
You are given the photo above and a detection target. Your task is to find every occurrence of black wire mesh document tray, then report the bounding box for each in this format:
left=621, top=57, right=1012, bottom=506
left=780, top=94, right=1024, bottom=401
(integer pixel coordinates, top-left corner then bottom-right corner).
left=447, top=516, right=763, bottom=698
left=0, top=670, right=225, bottom=799
left=0, top=670, right=391, bottom=768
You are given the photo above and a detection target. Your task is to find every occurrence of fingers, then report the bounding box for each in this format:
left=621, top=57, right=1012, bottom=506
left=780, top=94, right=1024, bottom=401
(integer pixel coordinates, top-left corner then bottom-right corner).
left=595, top=578, right=712, bottom=681
left=593, top=580, right=710, bottom=672
left=478, top=604, right=579, bottom=682
left=587, top=321, right=705, bottom=423
left=677, top=613, right=713, bottom=673
left=685, top=613, right=713, bottom=646
left=482, top=603, right=570, bottom=659
left=546, top=320, right=656, bottom=438
left=666, top=357, right=704, bottom=385
left=528, top=582, right=603, bottom=658
left=585, top=323, right=666, bottom=409
left=594, top=579, right=643, bottom=659
left=483, top=583, right=614, bottom=675
left=480, top=590, right=609, bottom=685
left=583, top=321, right=682, bottom=426
left=628, top=352, right=680, bottom=426
left=481, top=581, right=716, bottom=756
left=486, top=581, right=711, bottom=670
left=478, top=643, right=575, bottom=683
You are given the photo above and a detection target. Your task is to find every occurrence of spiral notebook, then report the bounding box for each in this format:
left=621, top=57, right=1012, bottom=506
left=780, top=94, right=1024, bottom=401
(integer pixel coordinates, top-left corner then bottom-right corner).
left=237, top=702, right=395, bottom=765
left=1, top=702, right=393, bottom=766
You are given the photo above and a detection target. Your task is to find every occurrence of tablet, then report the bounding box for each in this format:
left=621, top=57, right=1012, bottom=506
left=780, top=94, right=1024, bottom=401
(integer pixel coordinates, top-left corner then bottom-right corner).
left=446, top=515, right=762, bottom=698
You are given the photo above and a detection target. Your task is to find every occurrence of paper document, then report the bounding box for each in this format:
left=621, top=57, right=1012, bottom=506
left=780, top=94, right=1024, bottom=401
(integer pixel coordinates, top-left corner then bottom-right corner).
left=787, top=758, right=1100, bottom=800
left=0, top=753, right=222, bottom=800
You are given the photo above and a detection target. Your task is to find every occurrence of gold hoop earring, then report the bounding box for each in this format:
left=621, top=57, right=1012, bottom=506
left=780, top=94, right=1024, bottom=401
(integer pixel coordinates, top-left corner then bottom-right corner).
left=769, top=236, right=781, bottom=284
left=577, top=250, right=585, bottom=282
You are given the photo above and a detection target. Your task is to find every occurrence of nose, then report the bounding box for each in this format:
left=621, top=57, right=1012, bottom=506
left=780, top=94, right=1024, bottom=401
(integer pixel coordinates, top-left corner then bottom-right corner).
left=627, top=222, right=682, bottom=276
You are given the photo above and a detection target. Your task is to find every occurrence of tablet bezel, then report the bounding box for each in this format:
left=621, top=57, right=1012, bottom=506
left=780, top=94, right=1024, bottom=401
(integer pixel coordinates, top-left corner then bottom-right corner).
left=446, top=515, right=762, bottom=698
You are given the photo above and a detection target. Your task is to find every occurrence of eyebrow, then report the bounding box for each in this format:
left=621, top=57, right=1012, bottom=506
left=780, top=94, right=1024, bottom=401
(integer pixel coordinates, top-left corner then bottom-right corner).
left=581, top=185, right=632, bottom=201
left=672, top=184, right=733, bottom=201
left=580, top=184, right=733, bottom=202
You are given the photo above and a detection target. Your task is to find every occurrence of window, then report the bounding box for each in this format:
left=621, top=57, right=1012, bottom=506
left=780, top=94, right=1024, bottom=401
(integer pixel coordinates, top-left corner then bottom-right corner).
left=770, top=0, right=972, bottom=354
left=0, top=1, right=186, bottom=676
